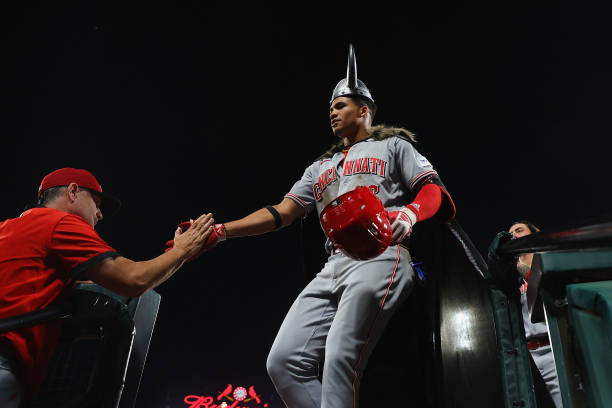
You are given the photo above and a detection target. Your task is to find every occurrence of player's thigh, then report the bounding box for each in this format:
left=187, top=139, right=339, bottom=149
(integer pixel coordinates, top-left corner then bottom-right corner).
left=325, top=246, right=414, bottom=358
left=340, top=245, right=414, bottom=316
left=268, top=271, right=338, bottom=366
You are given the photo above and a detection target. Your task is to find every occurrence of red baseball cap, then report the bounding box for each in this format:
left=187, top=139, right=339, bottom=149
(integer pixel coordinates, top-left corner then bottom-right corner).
left=38, top=168, right=121, bottom=216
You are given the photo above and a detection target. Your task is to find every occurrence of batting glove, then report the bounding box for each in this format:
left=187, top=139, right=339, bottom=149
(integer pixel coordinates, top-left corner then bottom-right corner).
left=202, top=223, right=226, bottom=251
left=164, top=221, right=227, bottom=261
left=388, top=206, right=418, bottom=245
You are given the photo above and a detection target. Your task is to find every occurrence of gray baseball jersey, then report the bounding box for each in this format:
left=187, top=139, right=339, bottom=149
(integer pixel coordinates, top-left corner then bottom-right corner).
left=285, top=136, right=437, bottom=250
left=520, top=280, right=549, bottom=339
left=266, top=135, right=437, bottom=408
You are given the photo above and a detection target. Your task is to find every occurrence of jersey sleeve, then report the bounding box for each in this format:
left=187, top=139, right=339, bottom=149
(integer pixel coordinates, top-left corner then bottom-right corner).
left=51, top=215, right=119, bottom=280
left=284, top=163, right=316, bottom=217
left=394, top=137, right=438, bottom=192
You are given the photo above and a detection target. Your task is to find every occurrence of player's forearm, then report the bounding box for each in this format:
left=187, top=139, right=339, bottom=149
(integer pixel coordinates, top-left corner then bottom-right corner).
left=405, top=183, right=443, bottom=223
left=223, top=199, right=303, bottom=238
left=223, top=208, right=278, bottom=238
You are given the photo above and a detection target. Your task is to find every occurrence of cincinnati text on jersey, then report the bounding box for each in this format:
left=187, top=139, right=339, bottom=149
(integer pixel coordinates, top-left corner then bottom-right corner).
left=313, top=157, right=387, bottom=201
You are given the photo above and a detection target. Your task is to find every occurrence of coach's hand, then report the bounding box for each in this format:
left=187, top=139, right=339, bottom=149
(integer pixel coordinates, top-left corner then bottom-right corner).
left=388, top=207, right=417, bottom=245
left=165, top=217, right=225, bottom=261
left=169, top=213, right=214, bottom=261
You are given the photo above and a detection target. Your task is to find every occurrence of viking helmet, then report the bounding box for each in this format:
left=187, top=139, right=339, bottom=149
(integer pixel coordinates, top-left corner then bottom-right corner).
left=330, top=44, right=376, bottom=115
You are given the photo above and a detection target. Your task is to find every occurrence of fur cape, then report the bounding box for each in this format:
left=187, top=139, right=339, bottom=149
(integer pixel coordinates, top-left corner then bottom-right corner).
left=317, top=125, right=417, bottom=160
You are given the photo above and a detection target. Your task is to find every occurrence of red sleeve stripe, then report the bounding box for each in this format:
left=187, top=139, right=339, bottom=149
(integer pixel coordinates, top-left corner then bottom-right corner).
left=285, top=193, right=308, bottom=208
left=408, top=170, right=438, bottom=190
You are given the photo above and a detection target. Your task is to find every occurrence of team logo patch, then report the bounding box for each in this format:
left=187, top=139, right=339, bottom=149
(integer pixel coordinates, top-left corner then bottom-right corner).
left=417, top=156, right=431, bottom=167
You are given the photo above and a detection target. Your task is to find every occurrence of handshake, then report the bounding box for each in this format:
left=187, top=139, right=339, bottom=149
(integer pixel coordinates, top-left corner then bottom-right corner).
left=164, top=217, right=227, bottom=262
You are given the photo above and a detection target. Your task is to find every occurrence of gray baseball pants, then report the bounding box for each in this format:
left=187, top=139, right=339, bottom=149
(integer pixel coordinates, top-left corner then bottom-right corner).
left=266, top=245, right=414, bottom=408
left=531, top=345, right=562, bottom=407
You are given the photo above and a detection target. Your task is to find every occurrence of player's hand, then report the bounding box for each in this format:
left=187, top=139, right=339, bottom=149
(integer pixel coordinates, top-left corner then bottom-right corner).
left=165, top=219, right=226, bottom=261
left=164, top=222, right=193, bottom=254
left=388, top=207, right=417, bottom=245
left=201, top=223, right=226, bottom=251
left=164, top=221, right=196, bottom=250
left=170, top=213, right=214, bottom=261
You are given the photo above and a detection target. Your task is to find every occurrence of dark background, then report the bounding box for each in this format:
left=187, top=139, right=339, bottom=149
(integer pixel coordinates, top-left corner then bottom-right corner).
left=2, top=2, right=611, bottom=407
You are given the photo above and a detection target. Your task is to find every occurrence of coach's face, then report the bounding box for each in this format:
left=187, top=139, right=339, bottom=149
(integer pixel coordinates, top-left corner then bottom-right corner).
left=330, top=97, right=367, bottom=138
left=67, top=183, right=103, bottom=227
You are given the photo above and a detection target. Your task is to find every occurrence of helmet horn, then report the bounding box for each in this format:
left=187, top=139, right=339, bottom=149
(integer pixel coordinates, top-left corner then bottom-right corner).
left=347, top=44, right=358, bottom=89
left=330, top=44, right=376, bottom=116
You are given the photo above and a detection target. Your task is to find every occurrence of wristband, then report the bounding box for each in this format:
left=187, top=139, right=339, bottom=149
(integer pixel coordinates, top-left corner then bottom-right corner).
left=265, top=205, right=283, bottom=230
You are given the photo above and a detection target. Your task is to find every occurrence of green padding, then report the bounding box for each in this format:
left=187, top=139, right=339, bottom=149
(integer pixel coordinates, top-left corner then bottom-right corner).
left=488, top=288, right=537, bottom=408
left=539, top=250, right=612, bottom=274
left=567, top=281, right=612, bottom=318
left=567, top=282, right=612, bottom=408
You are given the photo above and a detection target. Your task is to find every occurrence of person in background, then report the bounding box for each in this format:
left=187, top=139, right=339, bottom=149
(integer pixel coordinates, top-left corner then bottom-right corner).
left=508, top=220, right=562, bottom=407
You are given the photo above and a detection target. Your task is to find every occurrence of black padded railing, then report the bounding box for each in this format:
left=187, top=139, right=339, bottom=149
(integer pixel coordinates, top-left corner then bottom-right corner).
left=498, top=221, right=612, bottom=257
left=0, top=303, right=72, bottom=334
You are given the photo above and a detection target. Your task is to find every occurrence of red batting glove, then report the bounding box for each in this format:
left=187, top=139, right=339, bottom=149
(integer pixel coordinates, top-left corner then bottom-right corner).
left=163, top=221, right=192, bottom=253
left=388, top=207, right=417, bottom=245
left=164, top=221, right=226, bottom=261
left=201, top=223, right=226, bottom=251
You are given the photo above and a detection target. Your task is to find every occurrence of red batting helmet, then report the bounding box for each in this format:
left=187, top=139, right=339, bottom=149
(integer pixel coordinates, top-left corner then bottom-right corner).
left=320, top=186, right=392, bottom=260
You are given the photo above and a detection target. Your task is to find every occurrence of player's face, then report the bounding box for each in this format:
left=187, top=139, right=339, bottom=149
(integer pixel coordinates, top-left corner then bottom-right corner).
left=330, top=97, right=366, bottom=138
left=73, top=188, right=103, bottom=227
left=509, top=223, right=531, bottom=239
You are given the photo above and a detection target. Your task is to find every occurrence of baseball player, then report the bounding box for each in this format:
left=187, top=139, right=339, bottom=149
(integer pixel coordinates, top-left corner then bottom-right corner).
left=196, top=45, right=455, bottom=408
left=509, top=221, right=562, bottom=407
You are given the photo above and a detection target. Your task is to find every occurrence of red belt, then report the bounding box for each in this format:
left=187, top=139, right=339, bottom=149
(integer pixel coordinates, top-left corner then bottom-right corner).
left=527, top=339, right=550, bottom=350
